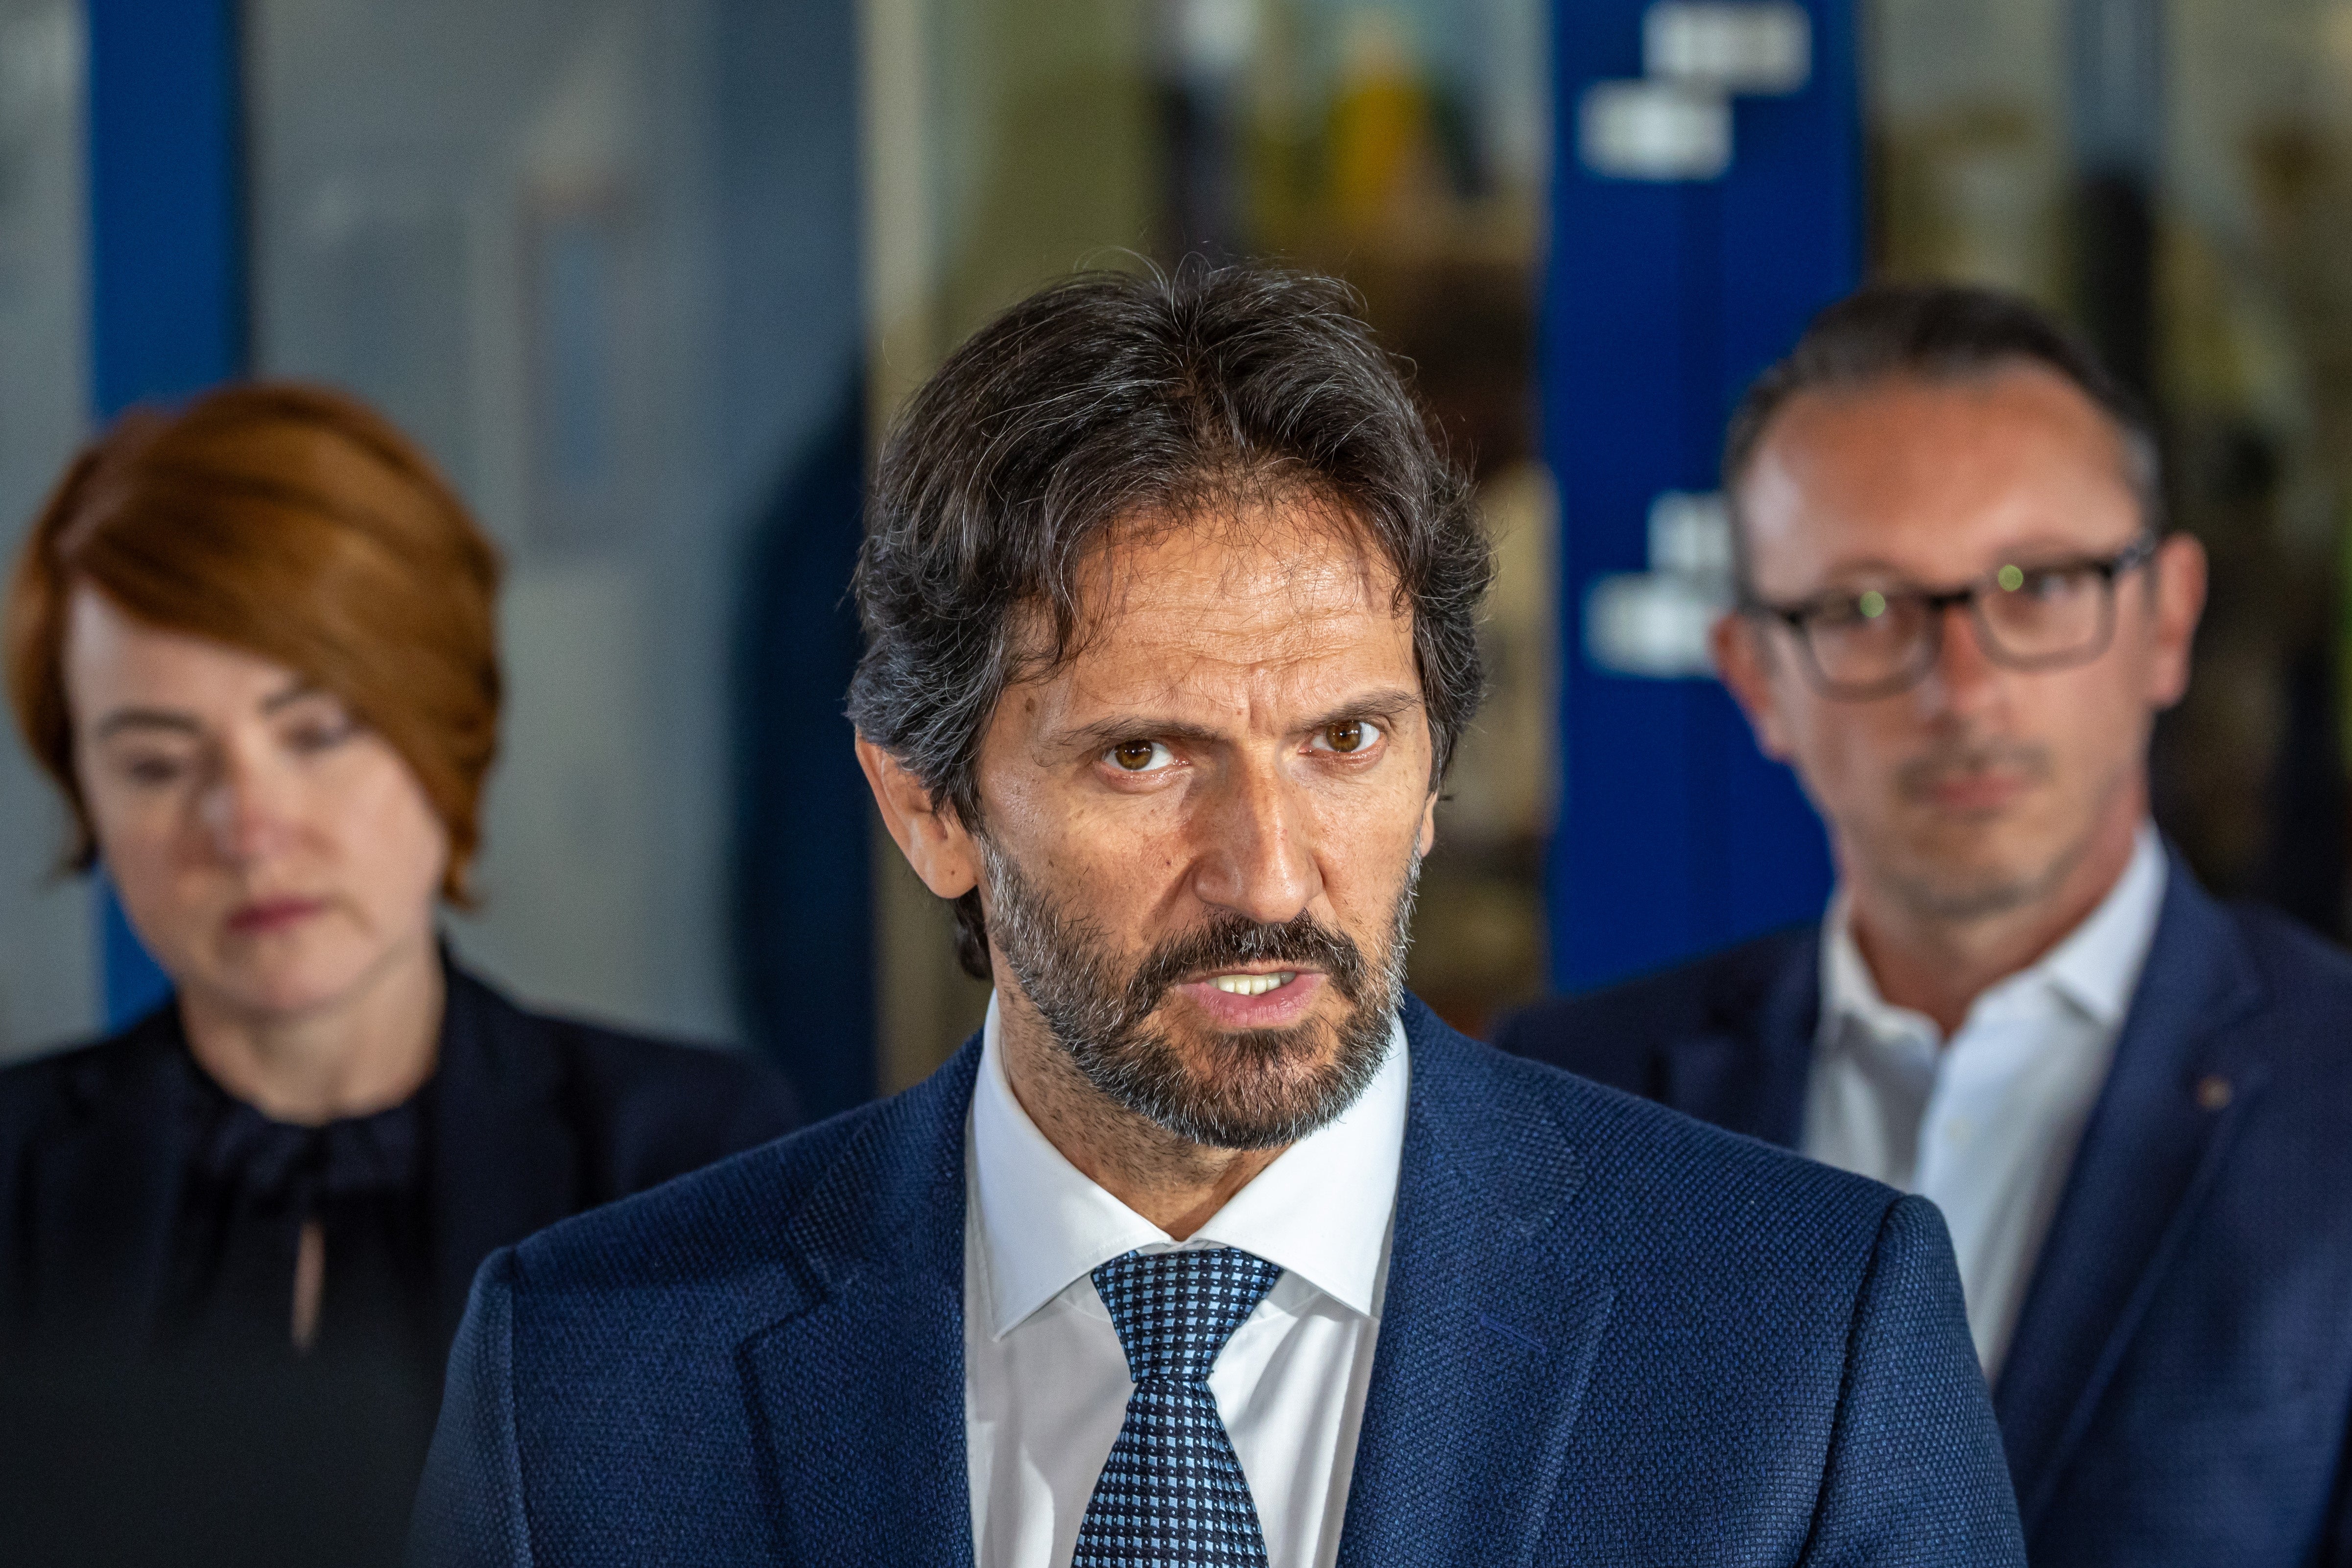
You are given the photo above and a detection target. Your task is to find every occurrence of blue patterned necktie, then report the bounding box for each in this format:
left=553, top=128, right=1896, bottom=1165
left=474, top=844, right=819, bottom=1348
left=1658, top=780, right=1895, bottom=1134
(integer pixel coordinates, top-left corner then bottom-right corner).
left=1073, top=1246, right=1283, bottom=1567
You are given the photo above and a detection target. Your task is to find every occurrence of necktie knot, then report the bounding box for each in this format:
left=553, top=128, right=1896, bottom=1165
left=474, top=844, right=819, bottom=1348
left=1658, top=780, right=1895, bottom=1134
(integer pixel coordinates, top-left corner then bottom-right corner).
left=1076, top=1246, right=1282, bottom=1567
left=1092, top=1247, right=1282, bottom=1384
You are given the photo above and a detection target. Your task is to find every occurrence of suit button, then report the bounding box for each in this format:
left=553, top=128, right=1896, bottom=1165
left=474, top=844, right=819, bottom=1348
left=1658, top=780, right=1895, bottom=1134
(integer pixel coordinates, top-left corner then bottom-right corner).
left=2195, top=1074, right=2233, bottom=1112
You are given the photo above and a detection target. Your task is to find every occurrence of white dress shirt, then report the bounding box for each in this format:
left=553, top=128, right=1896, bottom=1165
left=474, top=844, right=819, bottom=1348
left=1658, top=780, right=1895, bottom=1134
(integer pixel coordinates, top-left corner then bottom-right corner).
left=963, top=995, right=1408, bottom=1568
left=1804, top=823, right=2166, bottom=1376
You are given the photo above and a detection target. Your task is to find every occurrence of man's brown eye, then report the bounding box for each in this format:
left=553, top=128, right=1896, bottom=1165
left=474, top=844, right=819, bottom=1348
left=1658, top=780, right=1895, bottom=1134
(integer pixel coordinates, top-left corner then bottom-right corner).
left=1112, top=740, right=1157, bottom=770
left=1326, top=720, right=1365, bottom=753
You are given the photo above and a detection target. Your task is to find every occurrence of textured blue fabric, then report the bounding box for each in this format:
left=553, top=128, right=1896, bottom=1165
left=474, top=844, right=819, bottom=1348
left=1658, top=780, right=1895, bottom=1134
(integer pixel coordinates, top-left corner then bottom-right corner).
left=1074, top=1248, right=1280, bottom=1567
left=408, top=997, right=2024, bottom=1566
left=1497, top=848, right=2352, bottom=1568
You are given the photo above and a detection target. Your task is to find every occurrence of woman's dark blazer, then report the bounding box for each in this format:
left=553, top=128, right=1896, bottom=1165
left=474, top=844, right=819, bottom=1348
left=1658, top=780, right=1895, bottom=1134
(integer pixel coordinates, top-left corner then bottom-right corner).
left=0, top=959, right=798, bottom=1566
left=0, top=957, right=800, bottom=1348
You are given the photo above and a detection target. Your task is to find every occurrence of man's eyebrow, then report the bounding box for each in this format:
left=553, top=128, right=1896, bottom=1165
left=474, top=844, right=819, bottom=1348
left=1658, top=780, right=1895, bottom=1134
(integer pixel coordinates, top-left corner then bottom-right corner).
left=1050, top=688, right=1425, bottom=753
left=1054, top=715, right=1228, bottom=754
left=1306, top=688, right=1423, bottom=726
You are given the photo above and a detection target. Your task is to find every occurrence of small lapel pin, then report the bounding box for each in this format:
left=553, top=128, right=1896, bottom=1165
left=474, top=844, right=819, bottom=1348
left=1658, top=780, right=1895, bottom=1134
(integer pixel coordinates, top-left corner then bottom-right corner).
left=2194, top=1074, right=2233, bottom=1113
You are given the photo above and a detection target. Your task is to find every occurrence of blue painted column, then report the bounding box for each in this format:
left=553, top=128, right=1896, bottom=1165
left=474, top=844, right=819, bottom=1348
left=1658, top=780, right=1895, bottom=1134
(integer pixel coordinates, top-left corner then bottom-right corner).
left=86, top=0, right=245, bottom=1026
left=1543, top=0, right=1858, bottom=991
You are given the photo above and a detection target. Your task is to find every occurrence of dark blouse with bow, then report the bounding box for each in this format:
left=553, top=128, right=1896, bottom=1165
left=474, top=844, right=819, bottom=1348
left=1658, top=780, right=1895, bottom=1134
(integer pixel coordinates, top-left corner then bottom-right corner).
left=166, top=1065, right=438, bottom=1362
left=0, top=960, right=799, bottom=1568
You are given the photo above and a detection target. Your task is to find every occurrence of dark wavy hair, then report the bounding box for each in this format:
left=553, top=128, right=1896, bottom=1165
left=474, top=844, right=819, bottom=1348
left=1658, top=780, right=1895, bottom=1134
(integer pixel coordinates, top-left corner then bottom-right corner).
left=847, top=262, right=1493, bottom=978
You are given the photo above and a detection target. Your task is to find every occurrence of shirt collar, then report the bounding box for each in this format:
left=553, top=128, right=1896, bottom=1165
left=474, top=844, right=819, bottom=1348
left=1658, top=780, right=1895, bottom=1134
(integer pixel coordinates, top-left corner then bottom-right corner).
left=2035, top=823, right=2167, bottom=1028
left=968, top=992, right=1409, bottom=1340
left=1821, top=892, right=1933, bottom=1053
left=1822, top=821, right=2169, bottom=1043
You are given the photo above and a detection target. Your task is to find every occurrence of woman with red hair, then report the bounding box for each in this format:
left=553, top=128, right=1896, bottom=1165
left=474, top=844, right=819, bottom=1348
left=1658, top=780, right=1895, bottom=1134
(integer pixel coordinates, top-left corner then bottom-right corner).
left=0, top=383, right=796, bottom=1567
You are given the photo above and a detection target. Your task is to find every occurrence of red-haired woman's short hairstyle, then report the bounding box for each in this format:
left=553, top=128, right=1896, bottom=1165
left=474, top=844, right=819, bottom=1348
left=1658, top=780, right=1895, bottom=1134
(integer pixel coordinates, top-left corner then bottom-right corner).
left=4, top=381, right=502, bottom=903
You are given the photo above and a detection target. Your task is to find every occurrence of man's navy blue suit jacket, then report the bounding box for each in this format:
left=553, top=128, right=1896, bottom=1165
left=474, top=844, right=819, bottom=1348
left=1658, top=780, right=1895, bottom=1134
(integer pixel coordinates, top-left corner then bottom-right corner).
left=1496, top=852, right=2352, bottom=1567
left=410, top=997, right=2025, bottom=1565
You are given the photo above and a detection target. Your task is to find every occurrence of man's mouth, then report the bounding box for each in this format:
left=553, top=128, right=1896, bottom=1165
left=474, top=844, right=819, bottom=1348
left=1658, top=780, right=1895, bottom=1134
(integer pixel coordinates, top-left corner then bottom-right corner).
left=1918, top=769, right=2031, bottom=811
left=1898, top=740, right=2055, bottom=816
left=1171, top=968, right=1328, bottom=1028
left=1207, top=970, right=1299, bottom=997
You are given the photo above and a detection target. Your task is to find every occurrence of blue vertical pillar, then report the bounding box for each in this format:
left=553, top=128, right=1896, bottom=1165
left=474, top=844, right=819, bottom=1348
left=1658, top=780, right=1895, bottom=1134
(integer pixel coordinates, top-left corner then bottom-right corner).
left=86, top=0, right=246, bottom=1025
left=1543, top=0, right=1858, bottom=991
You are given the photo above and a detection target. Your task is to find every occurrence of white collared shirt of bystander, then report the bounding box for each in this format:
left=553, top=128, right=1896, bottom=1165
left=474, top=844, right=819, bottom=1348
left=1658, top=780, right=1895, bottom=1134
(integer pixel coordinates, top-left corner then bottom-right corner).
left=1804, top=822, right=2167, bottom=1376
left=962, top=994, right=1408, bottom=1568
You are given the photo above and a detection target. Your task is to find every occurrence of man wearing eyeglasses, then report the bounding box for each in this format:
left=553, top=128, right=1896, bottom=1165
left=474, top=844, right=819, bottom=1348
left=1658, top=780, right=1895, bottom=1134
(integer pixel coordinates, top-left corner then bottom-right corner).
left=1500, top=283, right=2352, bottom=1567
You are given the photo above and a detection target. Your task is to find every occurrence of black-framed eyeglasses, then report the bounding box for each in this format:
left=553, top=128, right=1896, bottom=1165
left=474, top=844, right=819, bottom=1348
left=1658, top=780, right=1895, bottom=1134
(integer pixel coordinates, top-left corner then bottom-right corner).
left=1740, top=533, right=2162, bottom=700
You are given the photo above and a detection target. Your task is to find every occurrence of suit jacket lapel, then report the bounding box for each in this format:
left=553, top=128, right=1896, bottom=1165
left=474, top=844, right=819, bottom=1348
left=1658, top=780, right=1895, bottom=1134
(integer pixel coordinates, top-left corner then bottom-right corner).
left=428, top=967, right=580, bottom=1346
left=739, top=1038, right=978, bottom=1565
left=1338, top=1001, right=1615, bottom=1568
left=1659, top=927, right=1819, bottom=1148
left=1992, top=860, right=2268, bottom=1532
left=24, top=1011, right=189, bottom=1340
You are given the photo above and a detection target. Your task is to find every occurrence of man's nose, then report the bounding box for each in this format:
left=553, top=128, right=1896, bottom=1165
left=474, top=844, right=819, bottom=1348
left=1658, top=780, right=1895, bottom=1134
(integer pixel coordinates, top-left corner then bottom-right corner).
left=1915, top=599, right=2004, bottom=717
left=1189, top=762, right=1321, bottom=926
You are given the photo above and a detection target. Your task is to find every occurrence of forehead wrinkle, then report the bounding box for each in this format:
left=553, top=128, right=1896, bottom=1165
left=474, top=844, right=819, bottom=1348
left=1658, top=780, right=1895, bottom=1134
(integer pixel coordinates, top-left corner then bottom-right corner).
left=1003, top=498, right=1416, bottom=748
left=1077, top=496, right=1393, bottom=637
left=1025, top=574, right=1416, bottom=753
left=1059, top=619, right=1402, bottom=731
left=1097, top=571, right=1401, bottom=702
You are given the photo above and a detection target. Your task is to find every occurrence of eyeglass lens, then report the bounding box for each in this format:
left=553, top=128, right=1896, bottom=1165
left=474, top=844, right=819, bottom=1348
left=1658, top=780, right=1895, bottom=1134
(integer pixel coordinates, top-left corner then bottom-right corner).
left=1802, top=562, right=2118, bottom=694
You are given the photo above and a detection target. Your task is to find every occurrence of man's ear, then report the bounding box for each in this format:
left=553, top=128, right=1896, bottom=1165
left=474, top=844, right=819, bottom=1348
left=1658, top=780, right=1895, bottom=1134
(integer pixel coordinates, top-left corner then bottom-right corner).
left=2146, top=531, right=2207, bottom=711
left=856, top=736, right=980, bottom=899
left=1711, top=610, right=1794, bottom=761
left=1417, top=789, right=1438, bottom=859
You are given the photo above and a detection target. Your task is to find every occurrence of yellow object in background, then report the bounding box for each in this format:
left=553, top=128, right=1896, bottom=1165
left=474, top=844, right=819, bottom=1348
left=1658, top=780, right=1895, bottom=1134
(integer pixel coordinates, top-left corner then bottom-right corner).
left=1328, top=14, right=1435, bottom=233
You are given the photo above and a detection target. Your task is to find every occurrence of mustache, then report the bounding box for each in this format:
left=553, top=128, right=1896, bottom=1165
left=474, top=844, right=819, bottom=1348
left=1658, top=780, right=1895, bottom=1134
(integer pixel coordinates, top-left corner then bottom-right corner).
left=1122, top=909, right=1371, bottom=1020
left=1896, top=737, right=2054, bottom=801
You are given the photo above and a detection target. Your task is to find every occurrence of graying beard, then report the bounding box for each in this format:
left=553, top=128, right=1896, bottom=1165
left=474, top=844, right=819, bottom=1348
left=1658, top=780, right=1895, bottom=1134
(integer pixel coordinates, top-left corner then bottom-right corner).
left=978, top=838, right=1418, bottom=1148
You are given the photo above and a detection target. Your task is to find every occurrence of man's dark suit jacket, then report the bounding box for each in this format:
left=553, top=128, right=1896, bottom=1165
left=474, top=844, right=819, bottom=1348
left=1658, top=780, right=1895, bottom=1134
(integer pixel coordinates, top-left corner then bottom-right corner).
left=410, top=996, right=2025, bottom=1565
left=0, top=959, right=798, bottom=1568
left=1496, top=852, right=2352, bottom=1567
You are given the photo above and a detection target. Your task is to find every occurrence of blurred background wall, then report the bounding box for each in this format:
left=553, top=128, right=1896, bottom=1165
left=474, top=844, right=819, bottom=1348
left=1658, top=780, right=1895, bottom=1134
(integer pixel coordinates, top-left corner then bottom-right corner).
left=1871, top=0, right=2352, bottom=943
left=244, top=0, right=874, bottom=1108
left=1, top=0, right=2349, bottom=1117
left=0, top=0, right=91, bottom=1051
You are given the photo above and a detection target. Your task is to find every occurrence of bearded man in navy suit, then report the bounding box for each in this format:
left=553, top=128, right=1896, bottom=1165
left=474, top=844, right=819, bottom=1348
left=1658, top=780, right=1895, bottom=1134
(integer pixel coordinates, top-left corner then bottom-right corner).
left=409, top=265, right=2023, bottom=1567
left=1501, top=283, right=2352, bottom=1567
